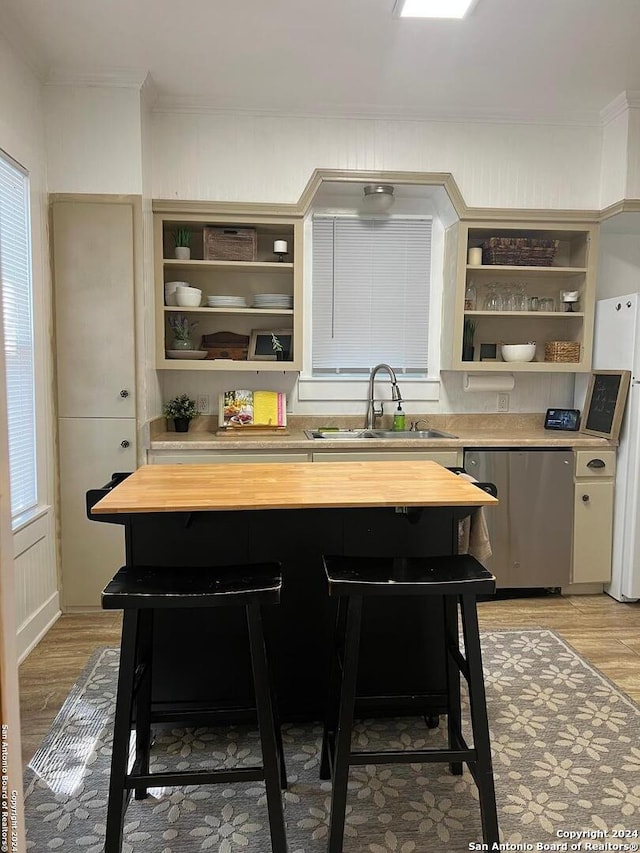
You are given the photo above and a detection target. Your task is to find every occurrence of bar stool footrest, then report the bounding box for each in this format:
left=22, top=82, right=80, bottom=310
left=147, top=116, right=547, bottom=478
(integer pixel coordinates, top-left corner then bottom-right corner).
left=125, top=767, right=265, bottom=788
left=348, top=747, right=475, bottom=766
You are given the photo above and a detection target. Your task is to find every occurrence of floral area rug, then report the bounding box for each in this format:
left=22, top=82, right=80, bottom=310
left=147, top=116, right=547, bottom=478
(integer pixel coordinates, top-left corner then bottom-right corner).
left=24, top=630, right=640, bottom=852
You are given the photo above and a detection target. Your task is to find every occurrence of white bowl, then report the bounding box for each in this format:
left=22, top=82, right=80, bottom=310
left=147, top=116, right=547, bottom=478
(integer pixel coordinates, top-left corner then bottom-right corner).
left=501, top=343, right=536, bottom=363
left=176, top=291, right=202, bottom=307
left=164, top=281, right=191, bottom=306
left=176, top=284, right=200, bottom=292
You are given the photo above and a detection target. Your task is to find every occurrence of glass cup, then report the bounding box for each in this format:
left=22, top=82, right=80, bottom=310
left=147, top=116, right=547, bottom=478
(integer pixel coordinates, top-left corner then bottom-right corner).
left=483, top=283, right=501, bottom=311
left=528, top=296, right=539, bottom=312
left=513, top=284, right=528, bottom=312
left=539, top=297, right=556, bottom=312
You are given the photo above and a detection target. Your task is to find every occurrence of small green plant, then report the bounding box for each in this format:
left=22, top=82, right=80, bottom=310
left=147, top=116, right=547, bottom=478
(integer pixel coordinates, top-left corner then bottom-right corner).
left=463, top=318, right=477, bottom=346
left=169, top=313, right=198, bottom=342
left=173, top=228, right=191, bottom=248
left=271, top=333, right=283, bottom=353
left=164, top=394, right=198, bottom=421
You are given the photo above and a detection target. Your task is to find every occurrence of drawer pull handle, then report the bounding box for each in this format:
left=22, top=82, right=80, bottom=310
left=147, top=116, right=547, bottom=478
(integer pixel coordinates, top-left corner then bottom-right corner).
left=121, top=440, right=130, bottom=449
left=582, top=494, right=590, bottom=503
left=587, top=459, right=605, bottom=469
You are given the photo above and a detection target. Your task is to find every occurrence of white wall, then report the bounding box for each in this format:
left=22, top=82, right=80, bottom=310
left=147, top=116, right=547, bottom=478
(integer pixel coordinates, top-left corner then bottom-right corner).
left=600, top=110, right=629, bottom=209
left=0, top=34, right=59, bottom=658
left=597, top=231, right=640, bottom=301
left=45, top=84, right=143, bottom=194
left=152, top=111, right=602, bottom=209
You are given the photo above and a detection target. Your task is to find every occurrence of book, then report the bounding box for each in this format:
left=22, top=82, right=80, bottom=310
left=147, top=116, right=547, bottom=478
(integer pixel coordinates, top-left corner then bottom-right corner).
left=219, top=390, right=287, bottom=428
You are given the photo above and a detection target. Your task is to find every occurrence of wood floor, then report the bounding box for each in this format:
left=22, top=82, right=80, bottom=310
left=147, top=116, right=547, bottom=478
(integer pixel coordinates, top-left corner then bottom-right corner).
left=18, top=593, right=640, bottom=768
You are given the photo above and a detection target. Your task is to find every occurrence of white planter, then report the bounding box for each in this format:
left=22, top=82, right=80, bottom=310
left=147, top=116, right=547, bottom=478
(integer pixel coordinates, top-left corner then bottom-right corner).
left=174, top=247, right=191, bottom=260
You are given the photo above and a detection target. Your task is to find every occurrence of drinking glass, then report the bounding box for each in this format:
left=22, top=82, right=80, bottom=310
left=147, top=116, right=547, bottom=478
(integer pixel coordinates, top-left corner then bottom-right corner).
left=483, top=283, right=501, bottom=311
left=513, top=284, right=528, bottom=312
left=501, top=284, right=516, bottom=312
left=539, top=297, right=556, bottom=312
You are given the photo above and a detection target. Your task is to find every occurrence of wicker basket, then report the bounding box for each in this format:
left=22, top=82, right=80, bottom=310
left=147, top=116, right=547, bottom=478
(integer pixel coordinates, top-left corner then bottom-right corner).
left=203, top=227, right=257, bottom=261
left=483, top=237, right=559, bottom=266
left=544, top=341, right=580, bottom=363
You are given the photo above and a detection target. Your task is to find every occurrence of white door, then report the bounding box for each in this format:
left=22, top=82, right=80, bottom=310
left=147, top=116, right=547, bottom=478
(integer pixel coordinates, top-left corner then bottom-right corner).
left=58, top=417, right=136, bottom=609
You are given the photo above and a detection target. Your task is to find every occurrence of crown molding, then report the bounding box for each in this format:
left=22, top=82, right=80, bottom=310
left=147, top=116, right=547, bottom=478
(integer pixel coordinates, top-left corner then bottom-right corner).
left=600, top=199, right=640, bottom=222
left=152, top=95, right=601, bottom=127
left=600, top=90, right=640, bottom=125
left=46, top=67, right=149, bottom=89
left=152, top=199, right=301, bottom=218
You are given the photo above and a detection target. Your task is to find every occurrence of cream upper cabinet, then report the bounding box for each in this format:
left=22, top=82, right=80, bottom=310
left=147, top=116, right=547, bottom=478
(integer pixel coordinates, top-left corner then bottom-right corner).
left=442, top=220, right=599, bottom=373
left=154, top=207, right=303, bottom=371
left=52, top=201, right=136, bottom=417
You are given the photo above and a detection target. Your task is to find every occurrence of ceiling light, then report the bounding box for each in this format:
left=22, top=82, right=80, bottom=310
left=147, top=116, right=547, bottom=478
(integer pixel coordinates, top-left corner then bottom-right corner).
left=362, top=185, right=395, bottom=212
left=394, top=0, right=477, bottom=19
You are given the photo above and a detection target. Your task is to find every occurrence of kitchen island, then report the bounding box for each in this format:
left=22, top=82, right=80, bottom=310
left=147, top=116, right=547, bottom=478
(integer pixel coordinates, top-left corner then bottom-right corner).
left=90, top=460, right=497, bottom=719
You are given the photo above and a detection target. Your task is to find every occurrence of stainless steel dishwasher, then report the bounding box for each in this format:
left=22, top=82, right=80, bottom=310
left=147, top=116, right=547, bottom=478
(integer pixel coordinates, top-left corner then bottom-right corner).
left=464, top=449, right=574, bottom=589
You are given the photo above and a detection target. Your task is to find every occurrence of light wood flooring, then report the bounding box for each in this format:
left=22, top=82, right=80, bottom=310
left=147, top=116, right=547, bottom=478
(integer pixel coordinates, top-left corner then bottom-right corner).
left=18, top=594, right=640, bottom=769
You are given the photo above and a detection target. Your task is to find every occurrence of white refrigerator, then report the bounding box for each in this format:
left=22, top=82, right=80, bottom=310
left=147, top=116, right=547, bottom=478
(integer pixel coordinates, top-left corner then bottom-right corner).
left=590, top=293, right=640, bottom=601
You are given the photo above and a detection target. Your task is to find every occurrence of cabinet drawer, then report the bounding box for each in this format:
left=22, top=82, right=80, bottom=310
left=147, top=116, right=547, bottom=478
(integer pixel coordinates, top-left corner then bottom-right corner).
left=574, top=450, right=616, bottom=478
left=149, top=451, right=310, bottom=464
left=313, top=450, right=461, bottom=465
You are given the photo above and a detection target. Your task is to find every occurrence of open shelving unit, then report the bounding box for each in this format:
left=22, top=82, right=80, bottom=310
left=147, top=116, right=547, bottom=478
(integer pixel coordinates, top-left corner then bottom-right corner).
left=154, top=210, right=303, bottom=371
left=443, top=221, right=599, bottom=372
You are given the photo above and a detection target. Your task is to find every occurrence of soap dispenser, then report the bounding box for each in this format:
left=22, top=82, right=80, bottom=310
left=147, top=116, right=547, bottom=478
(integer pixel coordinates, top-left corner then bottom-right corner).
left=393, top=402, right=405, bottom=432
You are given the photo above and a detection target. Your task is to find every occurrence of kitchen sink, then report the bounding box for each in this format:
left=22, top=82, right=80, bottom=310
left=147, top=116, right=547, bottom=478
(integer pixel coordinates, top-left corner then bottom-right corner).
left=304, top=428, right=457, bottom=440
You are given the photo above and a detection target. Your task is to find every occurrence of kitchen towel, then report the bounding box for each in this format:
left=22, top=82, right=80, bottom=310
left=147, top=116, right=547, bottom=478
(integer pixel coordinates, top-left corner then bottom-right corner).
left=456, top=471, right=492, bottom=563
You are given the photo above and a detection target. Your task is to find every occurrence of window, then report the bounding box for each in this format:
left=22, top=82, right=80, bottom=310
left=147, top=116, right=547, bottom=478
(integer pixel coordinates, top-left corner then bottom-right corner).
left=0, top=150, right=37, bottom=523
left=312, top=217, right=432, bottom=374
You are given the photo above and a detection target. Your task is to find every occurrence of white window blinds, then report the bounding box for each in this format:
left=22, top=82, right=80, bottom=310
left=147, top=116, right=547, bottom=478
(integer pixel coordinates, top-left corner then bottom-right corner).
left=0, top=152, right=37, bottom=521
left=312, top=217, right=431, bottom=373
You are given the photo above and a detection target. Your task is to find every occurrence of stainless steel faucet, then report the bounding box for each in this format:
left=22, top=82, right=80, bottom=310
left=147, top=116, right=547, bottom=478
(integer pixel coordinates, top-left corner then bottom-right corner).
left=364, top=363, right=402, bottom=429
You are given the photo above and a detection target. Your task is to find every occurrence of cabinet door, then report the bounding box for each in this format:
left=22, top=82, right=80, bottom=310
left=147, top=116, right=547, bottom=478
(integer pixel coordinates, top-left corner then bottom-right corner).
left=58, top=417, right=136, bottom=608
left=53, top=202, right=135, bottom=418
left=572, top=481, right=614, bottom=583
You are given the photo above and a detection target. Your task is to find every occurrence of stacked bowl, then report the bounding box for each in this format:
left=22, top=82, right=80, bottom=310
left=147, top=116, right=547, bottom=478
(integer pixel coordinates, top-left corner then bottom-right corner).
left=175, top=285, right=202, bottom=307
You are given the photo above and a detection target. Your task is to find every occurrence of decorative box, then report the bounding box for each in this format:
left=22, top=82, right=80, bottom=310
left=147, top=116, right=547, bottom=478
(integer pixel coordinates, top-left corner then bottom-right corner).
left=203, top=226, right=257, bottom=261
left=202, top=331, right=249, bottom=361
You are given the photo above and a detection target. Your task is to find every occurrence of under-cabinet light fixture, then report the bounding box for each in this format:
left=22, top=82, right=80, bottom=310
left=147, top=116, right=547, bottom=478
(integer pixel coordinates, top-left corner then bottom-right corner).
left=394, top=0, right=478, bottom=19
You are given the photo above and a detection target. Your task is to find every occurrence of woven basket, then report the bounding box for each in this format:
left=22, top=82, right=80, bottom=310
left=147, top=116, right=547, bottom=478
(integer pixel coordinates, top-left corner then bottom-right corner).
left=544, top=341, right=580, bottom=363
left=203, top=227, right=257, bottom=261
left=483, top=237, right=559, bottom=266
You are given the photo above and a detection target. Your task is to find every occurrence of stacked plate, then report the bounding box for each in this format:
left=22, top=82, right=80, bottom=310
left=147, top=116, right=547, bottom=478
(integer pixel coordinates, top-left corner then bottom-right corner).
left=253, top=293, right=293, bottom=310
left=206, top=295, right=247, bottom=308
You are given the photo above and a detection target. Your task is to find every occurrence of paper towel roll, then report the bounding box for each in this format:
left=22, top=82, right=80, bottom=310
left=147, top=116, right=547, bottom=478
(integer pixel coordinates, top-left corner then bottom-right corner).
left=463, top=373, right=515, bottom=392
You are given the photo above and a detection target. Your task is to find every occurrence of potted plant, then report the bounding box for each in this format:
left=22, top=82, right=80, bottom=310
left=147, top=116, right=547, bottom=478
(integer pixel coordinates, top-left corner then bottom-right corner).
left=169, top=313, right=198, bottom=350
left=173, top=228, right=191, bottom=260
left=462, top=318, right=476, bottom=362
left=271, top=332, right=284, bottom=361
left=164, top=394, right=198, bottom=432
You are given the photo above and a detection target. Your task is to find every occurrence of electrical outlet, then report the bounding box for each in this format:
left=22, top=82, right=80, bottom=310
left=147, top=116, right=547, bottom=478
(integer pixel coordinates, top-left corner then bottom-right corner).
left=196, top=394, right=209, bottom=414
left=497, top=393, right=509, bottom=412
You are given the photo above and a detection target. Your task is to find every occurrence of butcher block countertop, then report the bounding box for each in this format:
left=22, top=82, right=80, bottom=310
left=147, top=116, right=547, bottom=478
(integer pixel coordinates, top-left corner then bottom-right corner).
left=91, top=460, right=498, bottom=514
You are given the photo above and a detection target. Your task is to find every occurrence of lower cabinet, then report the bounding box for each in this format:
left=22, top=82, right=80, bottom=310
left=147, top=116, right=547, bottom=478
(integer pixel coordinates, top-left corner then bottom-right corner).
left=572, top=450, right=616, bottom=584
left=58, top=418, right=137, bottom=608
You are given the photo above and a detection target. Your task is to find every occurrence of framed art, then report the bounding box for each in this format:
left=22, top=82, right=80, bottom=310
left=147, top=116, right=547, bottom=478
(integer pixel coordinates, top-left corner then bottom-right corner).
left=580, top=370, right=631, bottom=440
left=474, top=342, right=501, bottom=362
left=248, top=329, right=293, bottom=361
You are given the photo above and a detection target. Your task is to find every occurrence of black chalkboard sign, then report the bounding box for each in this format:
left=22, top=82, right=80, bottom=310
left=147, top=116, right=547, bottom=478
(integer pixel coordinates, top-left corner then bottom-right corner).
left=581, top=370, right=631, bottom=439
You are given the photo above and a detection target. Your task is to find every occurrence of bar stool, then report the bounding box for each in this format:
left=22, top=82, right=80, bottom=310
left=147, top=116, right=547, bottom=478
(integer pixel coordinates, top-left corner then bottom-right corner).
left=319, top=553, right=498, bottom=853
left=101, top=563, right=288, bottom=853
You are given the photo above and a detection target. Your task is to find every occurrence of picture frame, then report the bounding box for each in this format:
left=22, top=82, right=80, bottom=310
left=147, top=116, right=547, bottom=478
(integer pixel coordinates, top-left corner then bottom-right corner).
left=580, top=370, right=631, bottom=440
left=248, top=329, right=293, bottom=361
left=474, top=342, right=501, bottom=362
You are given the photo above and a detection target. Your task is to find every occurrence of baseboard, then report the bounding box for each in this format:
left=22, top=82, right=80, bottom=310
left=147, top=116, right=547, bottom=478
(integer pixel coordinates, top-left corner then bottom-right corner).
left=17, top=592, right=61, bottom=663
left=561, top=582, right=605, bottom=596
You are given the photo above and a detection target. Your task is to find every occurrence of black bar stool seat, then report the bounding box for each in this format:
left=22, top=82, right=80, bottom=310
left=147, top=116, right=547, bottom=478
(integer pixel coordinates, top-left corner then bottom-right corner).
left=102, top=562, right=288, bottom=853
left=320, top=553, right=499, bottom=853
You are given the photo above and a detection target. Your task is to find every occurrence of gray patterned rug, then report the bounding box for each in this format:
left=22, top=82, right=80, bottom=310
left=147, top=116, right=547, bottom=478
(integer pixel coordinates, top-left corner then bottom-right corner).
left=24, top=630, right=640, bottom=852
